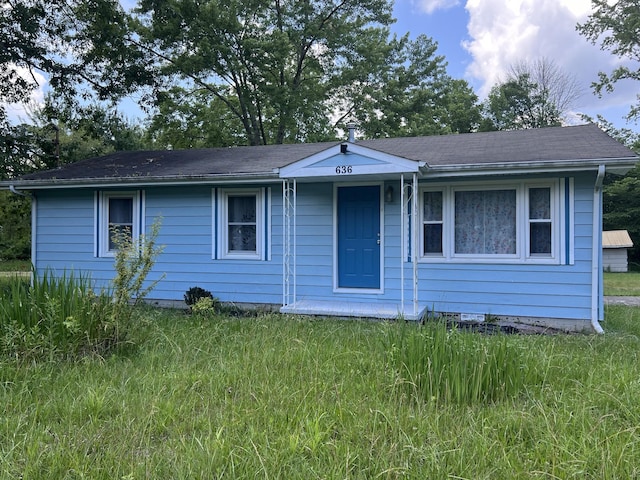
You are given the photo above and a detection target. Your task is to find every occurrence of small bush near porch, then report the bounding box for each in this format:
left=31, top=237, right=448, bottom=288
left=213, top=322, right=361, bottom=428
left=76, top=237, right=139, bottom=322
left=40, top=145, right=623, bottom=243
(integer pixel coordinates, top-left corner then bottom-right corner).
left=1, top=306, right=639, bottom=478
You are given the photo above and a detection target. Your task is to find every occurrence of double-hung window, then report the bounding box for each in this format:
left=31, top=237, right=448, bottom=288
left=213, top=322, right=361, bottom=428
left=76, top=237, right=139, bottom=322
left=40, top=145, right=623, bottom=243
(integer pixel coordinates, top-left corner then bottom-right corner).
left=527, top=186, right=552, bottom=256
left=98, top=191, right=142, bottom=257
left=420, top=181, right=559, bottom=263
left=218, top=188, right=265, bottom=260
left=422, top=191, right=444, bottom=255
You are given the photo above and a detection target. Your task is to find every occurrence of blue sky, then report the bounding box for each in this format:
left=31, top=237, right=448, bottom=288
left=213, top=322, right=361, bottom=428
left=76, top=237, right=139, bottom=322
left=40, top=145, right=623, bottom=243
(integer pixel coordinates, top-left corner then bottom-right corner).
left=6, top=0, right=638, bottom=133
left=392, top=0, right=639, bottom=131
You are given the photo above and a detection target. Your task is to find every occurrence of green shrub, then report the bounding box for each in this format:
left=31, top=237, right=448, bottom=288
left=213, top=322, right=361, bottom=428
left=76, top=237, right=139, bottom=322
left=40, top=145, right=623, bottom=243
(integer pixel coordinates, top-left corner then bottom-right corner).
left=386, top=320, right=543, bottom=405
left=184, top=286, right=214, bottom=306
left=184, top=286, right=220, bottom=317
left=110, top=218, right=164, bottom=329
left=190, top=296, right=220, bottom=318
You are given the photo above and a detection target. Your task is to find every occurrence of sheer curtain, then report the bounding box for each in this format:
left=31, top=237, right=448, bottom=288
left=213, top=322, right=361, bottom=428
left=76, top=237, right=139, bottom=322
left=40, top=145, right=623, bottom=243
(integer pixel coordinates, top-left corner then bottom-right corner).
left=454, top=190, right=516, bottom=255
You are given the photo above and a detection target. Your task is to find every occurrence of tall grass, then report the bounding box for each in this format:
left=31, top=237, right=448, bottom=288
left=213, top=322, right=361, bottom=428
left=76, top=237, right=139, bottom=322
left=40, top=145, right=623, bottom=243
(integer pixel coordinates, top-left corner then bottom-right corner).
left=0, top=219, right=163, bottom=361
left=0, top=310, right=639, bottom=478
left=0, top=271, right=117, bottom=360
left=386, top=320, right=544, bottom=405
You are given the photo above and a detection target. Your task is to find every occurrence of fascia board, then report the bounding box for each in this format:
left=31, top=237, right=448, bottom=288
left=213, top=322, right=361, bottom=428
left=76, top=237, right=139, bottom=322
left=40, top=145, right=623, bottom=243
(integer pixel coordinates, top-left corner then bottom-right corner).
left=1, top=173, right=282, bottom=190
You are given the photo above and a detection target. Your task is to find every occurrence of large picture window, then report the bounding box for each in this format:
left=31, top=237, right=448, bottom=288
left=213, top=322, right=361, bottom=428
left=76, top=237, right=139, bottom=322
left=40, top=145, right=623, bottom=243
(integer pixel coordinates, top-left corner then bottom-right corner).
left=218, top=188, right=265, bottom=260
left=454, top=189, right=517, bottom=255
left=98, top=191, right=142, bottom=257
left=421, top=182, right=558, bottom=263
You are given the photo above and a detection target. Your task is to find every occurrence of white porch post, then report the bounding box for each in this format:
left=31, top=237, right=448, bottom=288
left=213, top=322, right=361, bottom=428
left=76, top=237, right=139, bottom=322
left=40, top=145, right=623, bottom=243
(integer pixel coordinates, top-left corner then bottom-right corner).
left=399, top=174, right=419, bottom=318
left=282, top=179, right=297, bottom=306
left=400, top=175, right=405, bottom=313
left=412, top=172, right=419, bottom=317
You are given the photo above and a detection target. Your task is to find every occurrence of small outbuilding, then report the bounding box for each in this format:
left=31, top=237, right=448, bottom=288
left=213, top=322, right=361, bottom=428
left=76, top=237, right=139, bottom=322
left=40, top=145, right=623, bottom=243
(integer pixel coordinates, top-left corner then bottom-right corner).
left=603, top=230, right=634, bottom=272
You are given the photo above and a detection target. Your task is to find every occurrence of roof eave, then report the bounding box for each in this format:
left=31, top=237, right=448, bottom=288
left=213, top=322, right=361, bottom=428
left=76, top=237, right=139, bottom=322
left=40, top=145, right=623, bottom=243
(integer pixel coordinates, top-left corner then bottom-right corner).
left=423, top=157, right=639, bottom=178
left=0, top=171, right=282, bottom=190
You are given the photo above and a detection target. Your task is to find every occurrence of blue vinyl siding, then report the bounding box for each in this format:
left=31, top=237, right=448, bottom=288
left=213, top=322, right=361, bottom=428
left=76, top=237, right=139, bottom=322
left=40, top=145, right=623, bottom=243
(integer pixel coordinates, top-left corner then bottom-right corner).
left=33, top=172, right=599, bottom=322
left=144, top=186, right=281, bottom=303
left=413, top=172, right=596, bottom=321
left=35, top=191, right=95, bottom=272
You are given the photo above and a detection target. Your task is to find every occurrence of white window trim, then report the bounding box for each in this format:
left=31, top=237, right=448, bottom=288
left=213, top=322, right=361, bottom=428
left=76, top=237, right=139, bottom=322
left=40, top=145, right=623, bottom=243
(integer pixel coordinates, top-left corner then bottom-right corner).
left=216, top=187, right=265, bottom=260
left=525, top=183, right=559, bottom=261
left=419, top=180, right=561, bottom=264
left=97, top=191, right=142, bottom=258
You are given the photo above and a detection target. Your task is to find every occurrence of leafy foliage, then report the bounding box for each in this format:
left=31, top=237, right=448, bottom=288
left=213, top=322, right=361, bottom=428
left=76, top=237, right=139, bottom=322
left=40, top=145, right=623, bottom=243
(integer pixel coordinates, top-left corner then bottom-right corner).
left=0, top=218, right=164, bottom=361
left=0, top=0, right=64, bottom=110
left=0, top=102, right=148, bottom=261
left=184, top=286, right=214, bottom=306
left=481, top=59, right=581, bottom=131
left=577, top=0, right=640, bottom=121
left=0, top=191, right=31, bottom=260
left=0, top=0, right=127, bottom=118
left=110, top=218, right=165, bottom=327
left=593, top=117, right=640, bottom=266
left=349, top=35, right=482, bottom=138
left=65, top=0, right=481, bottom=145
left=603, top=164, right=640, bottom=266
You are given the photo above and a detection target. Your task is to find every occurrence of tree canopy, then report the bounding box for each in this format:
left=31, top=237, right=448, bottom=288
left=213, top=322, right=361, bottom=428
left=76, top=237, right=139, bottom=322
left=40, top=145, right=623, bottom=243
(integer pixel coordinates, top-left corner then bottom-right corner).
left=577, top=0, right=640, bottom=121
left=481, top=58, right=582, bottom=131
left=40, top=0, right=480, bottom=146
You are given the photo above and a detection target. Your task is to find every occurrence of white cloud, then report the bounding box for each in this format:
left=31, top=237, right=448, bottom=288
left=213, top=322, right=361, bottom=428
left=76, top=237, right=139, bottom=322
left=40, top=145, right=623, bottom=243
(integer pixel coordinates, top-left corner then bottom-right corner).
left=461, top=0, right=639, bottom=125
left=416, top=0, right=460, bottom=14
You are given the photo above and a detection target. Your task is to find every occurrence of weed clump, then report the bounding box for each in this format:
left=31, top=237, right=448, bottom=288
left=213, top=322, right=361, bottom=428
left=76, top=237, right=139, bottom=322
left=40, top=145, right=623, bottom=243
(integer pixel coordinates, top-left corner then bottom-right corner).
left=386, top=320, right=543, bottom=405
left=0, top=219, right=164, bottom=361
left=0, top=271, right=117, bottom=360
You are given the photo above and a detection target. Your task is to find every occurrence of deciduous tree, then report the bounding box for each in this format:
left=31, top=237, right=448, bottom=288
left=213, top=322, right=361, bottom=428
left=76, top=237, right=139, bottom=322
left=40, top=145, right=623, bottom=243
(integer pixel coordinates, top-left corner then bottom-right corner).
left=481, top=58, right=582, bottom=131
left=577, top=0, right=640, bottom=121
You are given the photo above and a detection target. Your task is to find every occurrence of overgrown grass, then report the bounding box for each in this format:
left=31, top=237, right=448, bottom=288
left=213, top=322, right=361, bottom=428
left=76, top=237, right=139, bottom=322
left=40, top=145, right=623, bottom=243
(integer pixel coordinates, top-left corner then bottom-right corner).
left=0, top=271, right=122, bottom=360
left=0, top=259, right=31, bottom=272
left=604, top=271, right=640, bottom=296
left=386, top=320, right=544, bottom=405
left=1, top=307, right=639, bottom=478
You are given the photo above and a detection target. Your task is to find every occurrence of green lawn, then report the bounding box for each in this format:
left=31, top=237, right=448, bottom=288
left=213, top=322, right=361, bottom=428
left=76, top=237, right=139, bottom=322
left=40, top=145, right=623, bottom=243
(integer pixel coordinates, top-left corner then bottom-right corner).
left=0, top=259, right=30, bottom=272
left=604, top=271, right=640, bottom=296
left=1, top=307, right=640, bottom=479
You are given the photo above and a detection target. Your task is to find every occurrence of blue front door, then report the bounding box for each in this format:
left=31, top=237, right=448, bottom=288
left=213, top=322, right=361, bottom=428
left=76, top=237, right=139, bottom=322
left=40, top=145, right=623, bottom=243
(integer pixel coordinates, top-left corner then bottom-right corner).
left=337, top=185, right=381, bottom=289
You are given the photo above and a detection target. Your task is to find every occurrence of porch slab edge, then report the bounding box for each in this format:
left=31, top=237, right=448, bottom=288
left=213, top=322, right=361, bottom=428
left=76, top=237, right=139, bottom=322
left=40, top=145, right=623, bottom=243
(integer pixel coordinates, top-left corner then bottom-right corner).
left=280, top=300, right=428, bottom=321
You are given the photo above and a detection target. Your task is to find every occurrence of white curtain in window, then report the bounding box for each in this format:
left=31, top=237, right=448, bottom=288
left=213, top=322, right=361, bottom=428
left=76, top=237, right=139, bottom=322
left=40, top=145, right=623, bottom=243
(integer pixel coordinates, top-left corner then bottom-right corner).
left=455, top=190, right=516, bottom=254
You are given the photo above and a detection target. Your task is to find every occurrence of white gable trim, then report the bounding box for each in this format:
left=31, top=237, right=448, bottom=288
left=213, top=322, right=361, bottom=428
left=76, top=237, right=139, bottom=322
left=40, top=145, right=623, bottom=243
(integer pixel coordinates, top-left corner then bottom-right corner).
left=278, top=143, right=423, bottom=179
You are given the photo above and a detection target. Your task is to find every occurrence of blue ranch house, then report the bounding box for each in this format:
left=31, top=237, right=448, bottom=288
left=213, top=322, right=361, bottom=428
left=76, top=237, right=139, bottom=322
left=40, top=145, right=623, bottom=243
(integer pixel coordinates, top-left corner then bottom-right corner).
left=3, top=124, right=638, bottom=332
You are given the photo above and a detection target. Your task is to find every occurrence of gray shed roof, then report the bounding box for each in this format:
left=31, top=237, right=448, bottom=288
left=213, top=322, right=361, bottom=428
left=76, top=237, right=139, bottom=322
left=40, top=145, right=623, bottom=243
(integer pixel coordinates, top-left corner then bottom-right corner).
left=5, top=124, right=638, bottom=188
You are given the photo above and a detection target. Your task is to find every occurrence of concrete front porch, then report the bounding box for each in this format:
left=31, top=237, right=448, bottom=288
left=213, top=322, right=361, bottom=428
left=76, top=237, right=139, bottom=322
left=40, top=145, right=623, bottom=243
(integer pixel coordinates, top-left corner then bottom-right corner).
left=280, top=299, right=428, bottom=321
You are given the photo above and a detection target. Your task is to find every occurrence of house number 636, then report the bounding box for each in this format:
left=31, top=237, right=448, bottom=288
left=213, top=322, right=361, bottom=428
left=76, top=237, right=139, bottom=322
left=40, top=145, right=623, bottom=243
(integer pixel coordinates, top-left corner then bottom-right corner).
left=335, top=165, right=353, bottom=174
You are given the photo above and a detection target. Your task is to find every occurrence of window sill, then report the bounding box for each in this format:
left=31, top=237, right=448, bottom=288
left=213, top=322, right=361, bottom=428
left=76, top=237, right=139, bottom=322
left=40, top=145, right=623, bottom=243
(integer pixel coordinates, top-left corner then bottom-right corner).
left=418, top=256, right=560, bottom=265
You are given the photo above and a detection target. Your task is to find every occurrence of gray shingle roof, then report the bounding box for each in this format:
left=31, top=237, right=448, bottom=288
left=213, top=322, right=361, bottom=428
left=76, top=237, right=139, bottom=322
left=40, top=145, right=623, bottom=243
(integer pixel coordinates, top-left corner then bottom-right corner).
left=359, top=123, right=636, bottom=166
left=8, top=124, right=638, bottom=186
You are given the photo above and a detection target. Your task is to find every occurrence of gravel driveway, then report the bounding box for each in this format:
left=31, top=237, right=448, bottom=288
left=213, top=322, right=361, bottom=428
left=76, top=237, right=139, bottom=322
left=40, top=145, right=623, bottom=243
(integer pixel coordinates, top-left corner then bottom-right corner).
left=605, top=296, right=640, bottom=307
